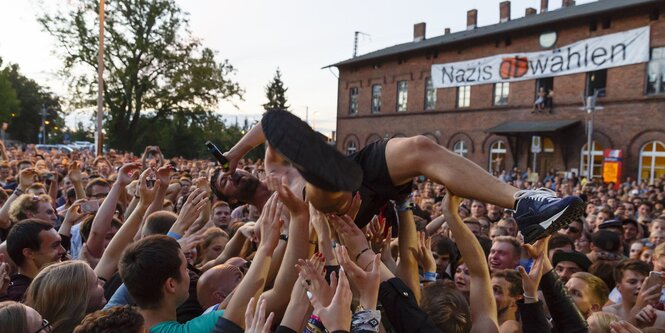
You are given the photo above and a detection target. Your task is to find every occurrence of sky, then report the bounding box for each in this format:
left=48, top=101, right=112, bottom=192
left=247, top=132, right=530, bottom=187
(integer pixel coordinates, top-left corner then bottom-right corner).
left=0, top=0, right=596, bottom=137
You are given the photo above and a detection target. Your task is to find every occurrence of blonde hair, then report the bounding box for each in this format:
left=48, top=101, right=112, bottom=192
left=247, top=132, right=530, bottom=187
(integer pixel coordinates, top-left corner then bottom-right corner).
left=0, top=301, right=28, bottom=333
left=9, top=194, right=51, bottom=222
left=570, top=272, right=609, bottom=306
left=653, top=242, right=665, bottom=261
left=588, top=312, right=620, bottom=333
left=196, top=227, right=230, bottom=265
left=25, top=261, right=93, bottom=333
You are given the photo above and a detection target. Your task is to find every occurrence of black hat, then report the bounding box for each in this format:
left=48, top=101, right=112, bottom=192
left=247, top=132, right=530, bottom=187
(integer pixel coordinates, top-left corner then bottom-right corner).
left=591, top=230, right=621, bottom=252
left=622, top=219, right=638, bottom=228
left=598, top=219, right=623, bottom=230
left=552, top=250, right=592, bottom=271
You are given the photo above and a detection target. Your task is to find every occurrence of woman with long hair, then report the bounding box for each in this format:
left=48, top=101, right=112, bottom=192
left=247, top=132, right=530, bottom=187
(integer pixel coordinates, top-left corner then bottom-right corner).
left=0, top=301, right=52, bottom=333
left=24, top=260, right=106, bottom=333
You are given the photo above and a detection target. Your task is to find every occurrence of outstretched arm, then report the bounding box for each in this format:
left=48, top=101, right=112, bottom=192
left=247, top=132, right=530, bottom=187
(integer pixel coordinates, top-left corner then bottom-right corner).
left=95, top=169, right=160, bottom=280
left=223, top=193, right=283, bottom=329
left=0, top=169, right=39, bottom=229
left=444, top=193, right=499, bottom=333
left=86, top=163, right=141, bottom=258
left=224, top=121, right=267, bottom=174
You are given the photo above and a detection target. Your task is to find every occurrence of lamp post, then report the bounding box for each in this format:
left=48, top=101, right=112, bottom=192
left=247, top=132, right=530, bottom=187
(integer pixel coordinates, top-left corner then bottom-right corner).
left=96, top=0, right=105, bottom=156
left=583, top=93, right=603, bottom=179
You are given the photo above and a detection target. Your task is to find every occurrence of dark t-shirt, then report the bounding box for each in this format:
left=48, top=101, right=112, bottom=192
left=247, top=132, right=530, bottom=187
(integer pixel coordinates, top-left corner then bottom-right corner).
left=350, top=139, right=412, bottom=229
left=0, top=274, right=32, bottom=302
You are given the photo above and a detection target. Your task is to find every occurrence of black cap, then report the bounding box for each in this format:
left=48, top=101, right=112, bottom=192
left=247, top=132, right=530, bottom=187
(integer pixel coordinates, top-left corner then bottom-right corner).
left=552, top=250, right=592, bottom=271
left=591, top=230, right=621, bottom=252
left=598, top=219, right=623, bottom=230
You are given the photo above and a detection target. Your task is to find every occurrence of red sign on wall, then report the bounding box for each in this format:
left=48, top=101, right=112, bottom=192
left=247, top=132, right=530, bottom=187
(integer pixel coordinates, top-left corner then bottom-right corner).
left=603, top=149, right=622, bottom=189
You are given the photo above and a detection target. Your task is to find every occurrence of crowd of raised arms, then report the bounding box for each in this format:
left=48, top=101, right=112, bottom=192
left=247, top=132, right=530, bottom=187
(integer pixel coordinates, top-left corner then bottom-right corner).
left=0, top=110, right=664, bottom=333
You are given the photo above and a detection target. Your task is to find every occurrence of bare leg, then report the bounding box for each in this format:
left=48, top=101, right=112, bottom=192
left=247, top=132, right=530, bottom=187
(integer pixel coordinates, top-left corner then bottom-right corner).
left=385, top=136, right=517, bottom=209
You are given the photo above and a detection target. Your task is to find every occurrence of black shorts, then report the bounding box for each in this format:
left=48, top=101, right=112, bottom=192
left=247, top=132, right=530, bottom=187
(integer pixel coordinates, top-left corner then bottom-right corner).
left=350, top=139, right=412, bottom=229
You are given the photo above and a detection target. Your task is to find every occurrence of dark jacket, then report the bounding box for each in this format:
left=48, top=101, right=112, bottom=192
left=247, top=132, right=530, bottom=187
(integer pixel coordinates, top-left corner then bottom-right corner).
left=378, top=277, right=440, bottom=333
left=0, top=274, right=32, bottom=302
left=517, top=300, right=551, bottom=333
left=540, top=269, right=588, bottom=333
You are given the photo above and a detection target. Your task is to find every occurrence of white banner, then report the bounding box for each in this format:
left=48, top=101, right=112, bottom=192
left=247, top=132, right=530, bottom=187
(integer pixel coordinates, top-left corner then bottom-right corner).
left=431, top=26, right=650, bottom=88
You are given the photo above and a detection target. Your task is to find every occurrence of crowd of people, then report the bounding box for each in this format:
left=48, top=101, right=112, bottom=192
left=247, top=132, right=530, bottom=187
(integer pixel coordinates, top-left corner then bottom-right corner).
left=0, top=110, right=663, bottom=333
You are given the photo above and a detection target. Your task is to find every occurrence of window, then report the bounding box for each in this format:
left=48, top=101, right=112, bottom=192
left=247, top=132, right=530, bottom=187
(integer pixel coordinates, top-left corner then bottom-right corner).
left=488, top=141, right=507, bottom=173
left=639, top=141, right=665, bottom=184
left=396, top=81, right=408, bottom=112
left=345, top=139, right=358, bottom=156
left=580, top=141, right=604, bottom=179
left=457, top=86, right=471, bottom=108
left=493, top=82, right=510, bottom=106
left=349, top=87, right=359, bottom=115
left=424, top=78, right=436, bottom=110
left=453, top=140, right=468, bottom=157
left=646, top=47, right=665, bottom=95
left=586, top=70, right=607, bottom=97
left=371, top=85, right=382, bottom=113
left=535, top=77, right=554, bottom=93
left=543, top=137, right=555, bottom=153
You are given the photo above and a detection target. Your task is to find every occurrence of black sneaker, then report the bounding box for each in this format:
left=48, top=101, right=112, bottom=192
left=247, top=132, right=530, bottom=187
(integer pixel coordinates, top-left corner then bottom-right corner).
left=261, top=109, right=363, bottom=192
left=513, top=188, right=584, bottom=244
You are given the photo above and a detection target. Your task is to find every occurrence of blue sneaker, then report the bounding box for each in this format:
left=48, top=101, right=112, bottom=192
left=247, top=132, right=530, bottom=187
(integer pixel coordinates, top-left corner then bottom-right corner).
left=513, top=188, right=584, bottom=244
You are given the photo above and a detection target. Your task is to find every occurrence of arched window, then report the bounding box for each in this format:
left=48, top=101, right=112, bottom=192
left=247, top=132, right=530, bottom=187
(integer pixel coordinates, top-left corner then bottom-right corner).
left=580, top=141, right=604, bottom=179
left=453, top=140, right=468, bottom=157
left=639, top=141, right=665, bottom=184
left=365, top=134, right=382, bottom=146
left=488, top=141, right=507, bottom=173
left=345, top=139, right=358, bottom=156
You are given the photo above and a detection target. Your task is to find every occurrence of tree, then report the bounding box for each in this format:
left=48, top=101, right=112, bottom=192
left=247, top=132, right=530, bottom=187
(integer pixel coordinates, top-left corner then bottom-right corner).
left=1, top=62, right=63, bottom=143
left=0, top=58, right=20, bottom=125
left=263, top=68, right=289, bottom=111
left=39, top=0, right=243, bottom=152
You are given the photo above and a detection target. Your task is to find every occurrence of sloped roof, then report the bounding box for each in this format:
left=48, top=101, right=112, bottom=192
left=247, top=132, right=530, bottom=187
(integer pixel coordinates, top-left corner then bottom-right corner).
left=328, top=0, right=660, bottom=68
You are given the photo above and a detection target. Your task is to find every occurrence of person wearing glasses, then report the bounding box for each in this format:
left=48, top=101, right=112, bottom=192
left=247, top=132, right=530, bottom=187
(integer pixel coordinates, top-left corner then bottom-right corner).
left=0, top=301, right=52, bottom=333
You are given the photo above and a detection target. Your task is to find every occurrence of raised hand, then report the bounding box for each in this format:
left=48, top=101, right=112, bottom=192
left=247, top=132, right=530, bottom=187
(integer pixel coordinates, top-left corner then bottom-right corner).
left=297, top=253, right=334, bottom=308
left=116, top=162, right=142, bottom=187
left=415, top=231, right=436, bottom=274
left=244, top=297, right=274, bottom=333
left=634, top=304, right=658, bottom=328
left=18, top=168, right=40, bottom=190
left=367, top=216, right=388, bottom=253
left=68, top=162, right=83, bottom=183
left=329, top=214, right=370, bottom=261
left=268, top=175, right=307, bottom=218
left=335, top=245, right=381, bottom=310
left=170, top=188, right=208, bottom=236
left=518, top=236, right=551, bottom=302
left=138, top=168, right=161, bottom=205
left=258, top=193, right=284, bottom=253
left=308, top=268, right=353, bottom=332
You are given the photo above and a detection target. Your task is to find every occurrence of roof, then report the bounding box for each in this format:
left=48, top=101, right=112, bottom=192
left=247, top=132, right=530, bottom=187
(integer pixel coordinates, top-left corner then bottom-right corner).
left=487, top=119, right=579, bottom=134
left=328, top=0, right=660, bottom=68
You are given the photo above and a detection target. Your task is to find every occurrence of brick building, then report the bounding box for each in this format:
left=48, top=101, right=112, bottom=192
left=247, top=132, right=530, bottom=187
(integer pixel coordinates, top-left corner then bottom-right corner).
left=329, top=0, right=665, bottom=184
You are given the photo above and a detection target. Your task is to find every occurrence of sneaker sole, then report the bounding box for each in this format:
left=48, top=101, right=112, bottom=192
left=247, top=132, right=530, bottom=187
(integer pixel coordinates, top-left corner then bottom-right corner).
left=262, top=109, right=363, bottom=192
left=524, top=197, right=585, bottom=244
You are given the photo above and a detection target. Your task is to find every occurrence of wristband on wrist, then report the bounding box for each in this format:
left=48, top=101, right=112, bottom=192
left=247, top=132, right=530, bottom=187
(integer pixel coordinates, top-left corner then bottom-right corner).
left=166, top=231, right=182, bottom=240
left=351, top=309, right=381, bottom=333
left=423, top=271, right=438, bottom=282
left=523, top=293, right=538, bottom=301
left=355, top=247, right=370, bottom=262
left=279, top=234, right=288, bottom=242
left=13, top=188, right=23, bottom=196
left=396, top=201, right=415, bottom=213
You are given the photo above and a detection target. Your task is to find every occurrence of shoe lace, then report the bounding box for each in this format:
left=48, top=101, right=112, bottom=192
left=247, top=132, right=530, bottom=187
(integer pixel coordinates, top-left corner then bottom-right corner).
left=514, top=187, right=557, bottom=202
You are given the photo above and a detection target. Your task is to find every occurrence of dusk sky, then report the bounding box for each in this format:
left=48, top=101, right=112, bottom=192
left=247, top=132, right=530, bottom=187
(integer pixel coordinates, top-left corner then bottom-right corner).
left=0, top=0, right=594, bottom=136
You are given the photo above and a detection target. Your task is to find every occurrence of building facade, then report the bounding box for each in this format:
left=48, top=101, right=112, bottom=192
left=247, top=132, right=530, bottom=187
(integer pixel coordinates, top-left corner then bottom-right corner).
left=331, top=0, right=665, bottom=184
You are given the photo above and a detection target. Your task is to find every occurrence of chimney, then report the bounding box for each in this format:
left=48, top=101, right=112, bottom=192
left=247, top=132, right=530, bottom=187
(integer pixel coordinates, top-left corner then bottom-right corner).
left=525, top=7, right=537, bottom=16
left=413, top=22, right=426, bottom=42
left=500, top=1, right=511, bottom=23
left=444, top=28, right=451, bottom=35
left=540, top=0, right=549, bottom=13
left=562, top=0, right=575, bottom=8
left=467, top=9, right=477, bottom=30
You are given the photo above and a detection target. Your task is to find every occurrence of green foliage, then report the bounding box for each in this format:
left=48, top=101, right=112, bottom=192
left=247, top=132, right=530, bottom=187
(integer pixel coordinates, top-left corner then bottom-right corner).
left=39, top=0, right=243, bottom=151
left=263, top=68, right=289, bottom=111
left=0, top=62, right=63, bottom=143
left=0, top=58, right=20, bottom=125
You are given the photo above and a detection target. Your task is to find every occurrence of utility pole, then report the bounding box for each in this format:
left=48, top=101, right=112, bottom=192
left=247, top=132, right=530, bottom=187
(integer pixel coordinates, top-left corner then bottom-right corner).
left=582, top=92, right=603, bottom=179
left=41, top=105, right=47, bottom=144
left=95, top=0, right=105, bottom=156
left=353, top=31, right=370, bottom=58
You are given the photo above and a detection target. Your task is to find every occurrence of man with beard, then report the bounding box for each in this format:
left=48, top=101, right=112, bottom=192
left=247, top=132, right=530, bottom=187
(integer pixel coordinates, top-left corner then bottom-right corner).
left=491, top=269, right=522, bottom=333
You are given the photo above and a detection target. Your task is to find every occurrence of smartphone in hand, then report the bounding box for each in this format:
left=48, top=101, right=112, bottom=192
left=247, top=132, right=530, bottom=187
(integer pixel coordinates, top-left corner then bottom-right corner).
left=643, top=271, right=665, bottom=292
left=80, top=200, right=99, bottom=214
